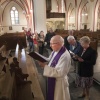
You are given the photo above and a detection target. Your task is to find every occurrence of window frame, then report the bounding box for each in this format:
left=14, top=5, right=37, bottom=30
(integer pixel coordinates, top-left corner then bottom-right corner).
left=10, top=6, right=19, bottom=25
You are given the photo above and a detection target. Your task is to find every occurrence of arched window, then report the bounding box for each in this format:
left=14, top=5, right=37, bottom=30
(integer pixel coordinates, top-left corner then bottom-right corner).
left=10, top=7, right=19, bottom=25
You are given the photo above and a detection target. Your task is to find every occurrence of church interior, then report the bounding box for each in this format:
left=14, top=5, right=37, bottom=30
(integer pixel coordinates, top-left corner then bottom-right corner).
left=0, top=0, right=100, bottom=100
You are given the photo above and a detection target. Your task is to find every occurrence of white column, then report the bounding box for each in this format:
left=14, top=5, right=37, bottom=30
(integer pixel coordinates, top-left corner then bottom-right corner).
left=33, top=0, right=47, bottom=34
left=65, top=12, right=68, bottom=30
left=88, top=3, right=95, bottom=31
left=87, top=0, right=98, bottom=31
left=75, top=7, right=78, bottom=30
left=51, top=0, right=58, bottom=12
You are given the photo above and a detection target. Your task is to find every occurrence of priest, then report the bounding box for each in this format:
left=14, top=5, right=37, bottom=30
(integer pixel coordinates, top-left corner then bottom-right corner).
left=39, top=35, right=71, bottom=100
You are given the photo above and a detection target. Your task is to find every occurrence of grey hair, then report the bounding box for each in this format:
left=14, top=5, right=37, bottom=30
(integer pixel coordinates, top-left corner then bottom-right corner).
left=80, top=36, right=91, bottom=44
left=51, top=35, right=64, bottom=46
left=67, top=36, right=75, bottom=41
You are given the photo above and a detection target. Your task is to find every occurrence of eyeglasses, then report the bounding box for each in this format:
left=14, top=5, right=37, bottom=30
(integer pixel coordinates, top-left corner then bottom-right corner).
left=50, top=42, right=59, bottom=45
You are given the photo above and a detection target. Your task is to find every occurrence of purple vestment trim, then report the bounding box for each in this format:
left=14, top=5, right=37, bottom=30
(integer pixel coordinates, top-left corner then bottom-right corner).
left=47, top=46, right=66, bottom=100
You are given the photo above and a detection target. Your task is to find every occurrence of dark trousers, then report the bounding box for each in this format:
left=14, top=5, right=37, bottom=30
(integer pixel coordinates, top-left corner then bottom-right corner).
left=39, top=44, right=44, bottom=55
left=29, top=41, right=34, bottom=52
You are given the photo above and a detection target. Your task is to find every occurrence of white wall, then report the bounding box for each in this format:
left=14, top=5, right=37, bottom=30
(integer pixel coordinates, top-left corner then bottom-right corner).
left=2, top=1, right=27, bottom=33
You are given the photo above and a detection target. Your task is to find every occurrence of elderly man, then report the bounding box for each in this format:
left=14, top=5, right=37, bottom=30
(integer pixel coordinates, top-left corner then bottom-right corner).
left=39, top=35, right=71, bottom=100
left=67, top=36, right=81, bottom=55
left=64, top=30, right=77, bottom=50
left=67, top=36, right=81, bottom=81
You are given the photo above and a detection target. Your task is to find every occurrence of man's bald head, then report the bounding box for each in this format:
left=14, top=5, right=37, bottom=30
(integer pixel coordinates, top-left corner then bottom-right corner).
left=50, top=35, right=64, bottom=46
left=50, top=35, right=64, bottom=51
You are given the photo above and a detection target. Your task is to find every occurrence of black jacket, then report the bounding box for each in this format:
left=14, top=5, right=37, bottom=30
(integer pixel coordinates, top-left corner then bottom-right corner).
left=77, top=47, right=97, bottom=77
left=44, top=32, right=55, bottom=49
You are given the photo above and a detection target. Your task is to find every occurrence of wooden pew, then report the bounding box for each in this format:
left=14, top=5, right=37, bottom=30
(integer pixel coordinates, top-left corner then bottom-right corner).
left=55, top=30, right=99, bottom=51
left=0, top=66, right=16, bottom=100
left=90, top=40, right=98, bottom=51
left=0, top=46, right=10, bottom=67
left=0, top=32, right=27, bottom=51
left=0, top=45, right=6, bottom=53
left=0, top=44, right=17, bottom=100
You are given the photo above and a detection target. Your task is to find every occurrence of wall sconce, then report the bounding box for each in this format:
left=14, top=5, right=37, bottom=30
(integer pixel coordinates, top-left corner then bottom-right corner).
left=9, top=26, right=12, bottom=30
left=26, top=14, right=30, bottom=17
left=82, top=13, right=88, bottom=16
left=22, top=27, right=24, bottom=30
left=22, top=10, right=26, bottom=14
left=70, top=16, right=74, bottom=18
left=85, top=13, right=88, bottom=16
left=30, top=9, right=32, bottom=13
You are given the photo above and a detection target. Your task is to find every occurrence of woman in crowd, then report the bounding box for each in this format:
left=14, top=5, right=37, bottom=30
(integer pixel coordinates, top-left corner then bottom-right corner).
left=26, top=28, right=34, bottom=52
left=38, top=31, right=45, bottom=55
left=76, top=36, right=97, bottom=100
left=33, top=32, right=39, bottom=52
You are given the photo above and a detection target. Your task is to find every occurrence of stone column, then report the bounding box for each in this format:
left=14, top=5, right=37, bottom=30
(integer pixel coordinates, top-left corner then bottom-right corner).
left=32, top=0, right=47, bottom=34
left=64, top=12, right=68, bottom=30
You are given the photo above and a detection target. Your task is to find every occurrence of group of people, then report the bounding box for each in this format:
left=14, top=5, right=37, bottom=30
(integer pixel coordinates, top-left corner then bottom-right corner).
left=64, top=30, right=97, bottom=100
left=24, top=28, right=44, bottom=54
left=37, top=30, right=97, bottom=100
left=0, top=27, right=98, bottom=100
left=24, top=28, right=55, bottom=55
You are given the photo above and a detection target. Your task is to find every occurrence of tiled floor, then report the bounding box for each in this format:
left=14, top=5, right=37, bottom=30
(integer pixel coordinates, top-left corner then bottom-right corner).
left=69, top=73, right=100, bottom=100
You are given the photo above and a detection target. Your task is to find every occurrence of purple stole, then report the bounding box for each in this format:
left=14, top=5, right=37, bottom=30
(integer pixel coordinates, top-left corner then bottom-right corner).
left=47, top=46, right=66, bottom=100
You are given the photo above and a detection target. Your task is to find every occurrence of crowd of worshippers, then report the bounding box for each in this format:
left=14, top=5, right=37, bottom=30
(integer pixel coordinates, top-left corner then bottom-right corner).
left=0, top=29, right=97, bottom=100
left=24, top=28, right=55, bottom=55
left=64, top=30, right=97, bottom=100
left=36, top=30, right=97, bottom=100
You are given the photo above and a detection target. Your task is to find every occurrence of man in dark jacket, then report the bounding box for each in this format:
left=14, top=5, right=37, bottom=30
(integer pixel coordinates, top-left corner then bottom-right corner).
left=67, top=36, right=81, bottom=55
left=45, top=28, right=55, bottom=50
left=67, top=35, right=81, bottom=78
left=44, top=28, right=55, bottom=55
left=64, top=30, right=77, bottom=50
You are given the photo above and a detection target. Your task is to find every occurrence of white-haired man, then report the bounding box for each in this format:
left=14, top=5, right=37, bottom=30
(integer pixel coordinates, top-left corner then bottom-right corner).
left=39, top=35, right=71, bottom=100
left=67, top=36, right=81, bottom=55
left=64, top=30, right=77, bottom=50
left=67, top=36, right=81, bottom=81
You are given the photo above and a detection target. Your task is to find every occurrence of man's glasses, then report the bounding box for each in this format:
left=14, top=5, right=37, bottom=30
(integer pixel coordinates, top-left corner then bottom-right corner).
left=50, top=42, right=59, bottom=45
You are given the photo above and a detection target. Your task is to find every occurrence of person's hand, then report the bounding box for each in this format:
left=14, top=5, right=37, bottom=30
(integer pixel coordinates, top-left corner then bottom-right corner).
left=44, top=42, right=47, bottom=46
left=78, top=58, right=84, bottom=62
left=72, top=55, right=77, bottom=59
left=38, top=61, right=47, bottom=68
